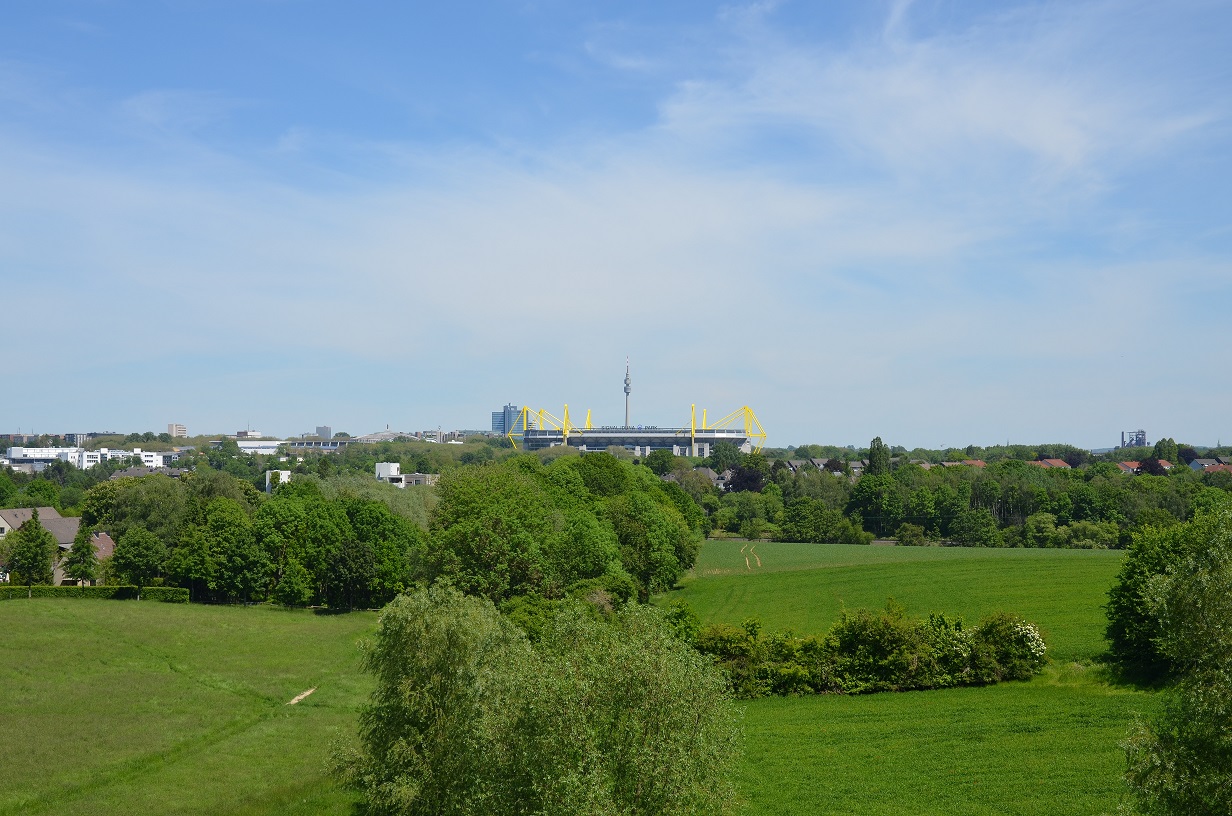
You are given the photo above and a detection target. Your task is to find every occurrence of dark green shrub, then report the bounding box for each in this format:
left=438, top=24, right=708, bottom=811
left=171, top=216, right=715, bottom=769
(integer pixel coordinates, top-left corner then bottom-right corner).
left=0, top=585, right=188, bottom=602
left=696, top=620, right=769, bottom=697
left=694, top=602, right=1047, bottom=698
left=825, top=602, right=932, bottom=693
left=973, top=612, right=1047, bottom=681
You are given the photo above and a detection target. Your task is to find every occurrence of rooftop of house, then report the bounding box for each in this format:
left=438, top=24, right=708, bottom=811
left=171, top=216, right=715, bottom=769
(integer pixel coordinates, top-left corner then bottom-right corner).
left=0, top=506, right=63, bottom=532
left=0, top=507, right=79, bottom=545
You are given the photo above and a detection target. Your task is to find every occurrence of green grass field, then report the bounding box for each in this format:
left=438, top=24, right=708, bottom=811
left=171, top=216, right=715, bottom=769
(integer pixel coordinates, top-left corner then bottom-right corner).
left=677, top=540, right=1125, bottom=661
left=667, top=541, right=1157, bottom=815
left=1, top=543, right=1154, bottom=815
left=0, top=601, right=375, bottom=816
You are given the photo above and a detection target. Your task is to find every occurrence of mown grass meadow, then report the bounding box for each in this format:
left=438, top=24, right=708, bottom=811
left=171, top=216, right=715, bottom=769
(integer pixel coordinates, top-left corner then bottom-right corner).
left=2, top=541, right=1154, bottom=815
left=667, top=541, right=1157, bottom=815
left=0, top=601, right=375, bottom=816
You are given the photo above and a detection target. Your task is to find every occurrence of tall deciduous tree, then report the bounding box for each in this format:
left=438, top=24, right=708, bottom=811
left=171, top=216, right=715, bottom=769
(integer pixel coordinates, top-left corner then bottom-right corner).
left=1151, top=437, right=1179, bottom=465
left=111, top=527, right=166, bottom=594
left=165, top=524, right=214, bottom=601
left=1123, top=509, right=1232, bottom=815
left=5, top=510, right=55, bottom=591
left=867, top=437, right=891, bottom=477
left=62, top=525, right=100, bottom=585
left=706, top=441, right=742, bottom=474
left=334, top=585, right=739, bottom=816
left=204, top=497, right=267, bottom=602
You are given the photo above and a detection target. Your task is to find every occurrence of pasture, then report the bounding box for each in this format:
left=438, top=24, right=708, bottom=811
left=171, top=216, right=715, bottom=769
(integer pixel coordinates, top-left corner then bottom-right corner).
left=0, top=600, right=375, bottom=816
left=676, top=540, right=1125, bottom=661
left=1, top=542, right=1153, bottom=815
left=669, top=540, right=1157, bottom=815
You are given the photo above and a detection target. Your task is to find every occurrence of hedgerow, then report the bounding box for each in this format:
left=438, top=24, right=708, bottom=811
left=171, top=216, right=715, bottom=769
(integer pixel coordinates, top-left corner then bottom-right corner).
left=693, top=600, right=1046, bottom=697
left=0, top=585, right=189, bottom=602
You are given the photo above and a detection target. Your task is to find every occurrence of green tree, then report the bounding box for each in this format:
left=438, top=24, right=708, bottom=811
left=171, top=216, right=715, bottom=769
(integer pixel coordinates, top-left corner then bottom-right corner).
left=1106, top=522, right=1191, bottom=680
left=607, top=491, right=691, bottom=601
left=4, top=510, right=55, bottom=590
left=165, top=524, right=214, bottom=601
left=111, top=527, right=167, bottom=594
left=62, top=525, right=99, bottom=585
left=430, top=460, right=620, bottom=602
left=17, top=479, right=61, bottom=510
left=1123, top=509, right=1232, bottom=815
left=895, top=523, right=927, bottom=546
left=334, top=585, right=739, bottom=816
left=846, top=474, right=903, bottom=538
left=867, top=436, right=891, bottom=477
left=272, top=557, right=314, bottom=606
left=204, top=497, right=267, bottom=602
left=643, top=448, right=675, bottom=476
left=706, top=441, right=742, bottom=473
left=1151, top=437, right=1179, bottom=465
left=1024, top=512, right=1059, bottom=548
left=950, top=508, right=1002, bottom=547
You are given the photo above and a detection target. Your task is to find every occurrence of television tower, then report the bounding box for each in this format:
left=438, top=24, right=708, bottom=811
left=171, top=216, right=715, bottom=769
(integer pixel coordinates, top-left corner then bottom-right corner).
left=624, top=357, right=631, bottom=428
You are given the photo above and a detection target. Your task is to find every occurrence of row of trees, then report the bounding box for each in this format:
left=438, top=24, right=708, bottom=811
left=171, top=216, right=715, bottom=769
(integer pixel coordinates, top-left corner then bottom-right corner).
left=669, top=442, right=1232, bottom=547
left=8, top=451, right=705, bottom=610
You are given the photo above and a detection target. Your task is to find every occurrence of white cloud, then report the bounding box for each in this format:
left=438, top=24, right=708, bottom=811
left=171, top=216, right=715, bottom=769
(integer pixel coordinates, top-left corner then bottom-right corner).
left=0, top=1, right=1228, bottom=442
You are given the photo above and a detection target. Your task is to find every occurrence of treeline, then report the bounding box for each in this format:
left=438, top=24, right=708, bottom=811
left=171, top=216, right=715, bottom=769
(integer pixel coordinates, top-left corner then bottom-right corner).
left=660, top=440, right=1232, bottom=548
left=770, top=438, right=1230, bottom=468
left=3, top=452, right=704, bottom=611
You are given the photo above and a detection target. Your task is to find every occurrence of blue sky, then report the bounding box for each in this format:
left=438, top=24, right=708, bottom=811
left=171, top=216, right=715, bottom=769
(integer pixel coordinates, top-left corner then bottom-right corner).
left=2, top=0, right=1230, bottom=448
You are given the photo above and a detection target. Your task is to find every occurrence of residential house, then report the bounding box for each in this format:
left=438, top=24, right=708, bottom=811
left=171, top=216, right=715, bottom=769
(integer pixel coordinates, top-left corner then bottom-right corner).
left=690, top=466, right=733, bottom=491
left=1028, top=459, right=1071, bottom=469
left=1190, top=458, right=1219, bottom=471
left=0, top=507, right=112, bottom=584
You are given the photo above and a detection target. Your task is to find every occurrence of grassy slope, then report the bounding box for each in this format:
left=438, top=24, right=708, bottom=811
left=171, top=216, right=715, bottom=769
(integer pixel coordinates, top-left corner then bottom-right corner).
left=666, top=541, right=1157, bottom=816
left=677, top=541, right=1125, bottom=661
left=0, top=601, right=375, bottom=816
left=2, top=544, right=1152, bottom=816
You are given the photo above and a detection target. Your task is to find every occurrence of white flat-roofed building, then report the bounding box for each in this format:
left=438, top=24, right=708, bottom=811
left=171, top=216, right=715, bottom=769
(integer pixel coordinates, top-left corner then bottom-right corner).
left=375, top=462, right=438, bottom=487
left=6, top=446, right=82, bottom=464
left=168, top=423, right=188, bottom=438
left=236, top=440, right=283, bottom=456
left=73, top=448, right=173, bottom=469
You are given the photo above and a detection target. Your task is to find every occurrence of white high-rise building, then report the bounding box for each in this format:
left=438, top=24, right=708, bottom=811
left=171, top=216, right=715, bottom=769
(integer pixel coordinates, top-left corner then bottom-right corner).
left=168, top=423, right=188, bottom=438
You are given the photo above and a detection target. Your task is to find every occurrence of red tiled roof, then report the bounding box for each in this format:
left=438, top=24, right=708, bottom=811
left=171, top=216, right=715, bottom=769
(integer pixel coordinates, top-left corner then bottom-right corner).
left=1204, top=463, right=1232, bottom=474
left=92, top=532, right=116, bottom=560
left=1040, top=459, right=1070, bottom=468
